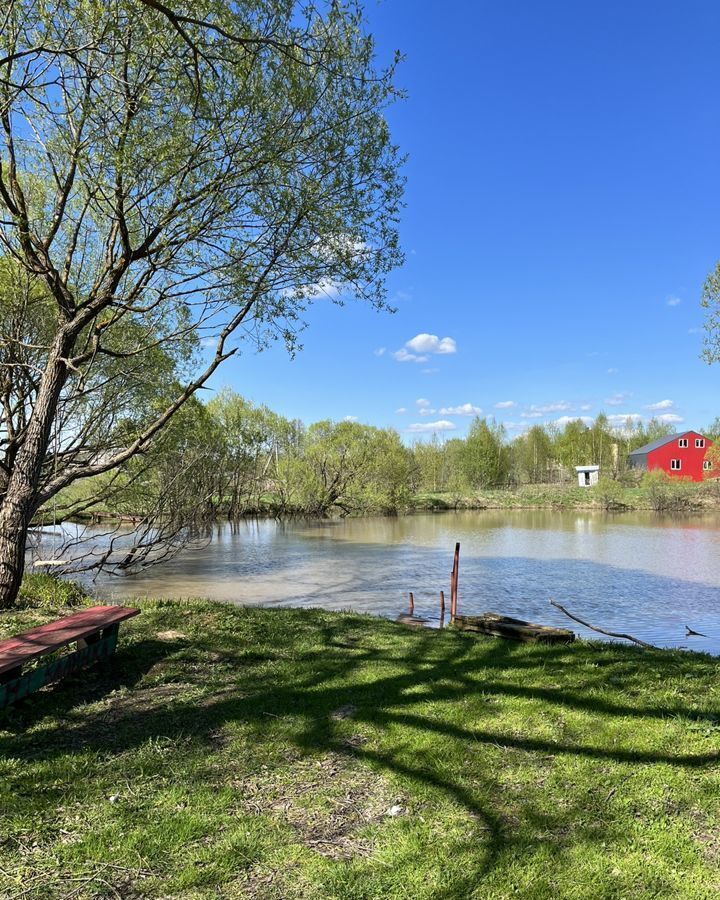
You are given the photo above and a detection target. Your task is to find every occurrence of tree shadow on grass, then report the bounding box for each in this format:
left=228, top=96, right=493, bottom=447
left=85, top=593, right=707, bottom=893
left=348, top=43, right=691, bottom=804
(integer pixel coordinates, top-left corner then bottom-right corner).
left=1, top=609, right=719, bottom=894
left=0, top=637, right=188, bottom=731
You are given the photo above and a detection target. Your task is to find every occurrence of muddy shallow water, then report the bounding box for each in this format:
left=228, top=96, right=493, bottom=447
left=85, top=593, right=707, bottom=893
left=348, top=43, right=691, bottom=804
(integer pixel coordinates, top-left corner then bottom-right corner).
left=47, top=509, right=720, bottom=654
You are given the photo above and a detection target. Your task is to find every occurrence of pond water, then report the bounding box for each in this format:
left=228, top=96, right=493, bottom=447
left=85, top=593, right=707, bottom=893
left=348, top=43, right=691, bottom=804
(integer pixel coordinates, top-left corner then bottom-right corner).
left=56, top=509, right=720, bottom=654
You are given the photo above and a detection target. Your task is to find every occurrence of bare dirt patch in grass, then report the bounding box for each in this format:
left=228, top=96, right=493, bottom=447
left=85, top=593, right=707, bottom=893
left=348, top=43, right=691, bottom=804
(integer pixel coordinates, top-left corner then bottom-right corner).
left=691, top=809, right=720, bottom=865
left=156, top=629, right=188, bottom=641
left=238, top=752, right=401, bottom=860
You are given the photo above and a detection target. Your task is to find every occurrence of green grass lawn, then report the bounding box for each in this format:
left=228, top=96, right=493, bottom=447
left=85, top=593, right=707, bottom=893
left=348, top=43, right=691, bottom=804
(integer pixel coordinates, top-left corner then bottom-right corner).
left=1, top=599, right=720, bottom=899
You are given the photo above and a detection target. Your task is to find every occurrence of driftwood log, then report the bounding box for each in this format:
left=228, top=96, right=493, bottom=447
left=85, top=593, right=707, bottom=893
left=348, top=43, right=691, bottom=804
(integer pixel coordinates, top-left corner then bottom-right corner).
left=453, top=611, right=575, bottom=644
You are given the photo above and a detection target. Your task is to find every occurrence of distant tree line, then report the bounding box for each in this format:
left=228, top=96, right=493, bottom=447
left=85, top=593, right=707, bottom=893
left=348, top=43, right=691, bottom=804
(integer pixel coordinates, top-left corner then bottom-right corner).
left=59, top=391, right=718, bottom=522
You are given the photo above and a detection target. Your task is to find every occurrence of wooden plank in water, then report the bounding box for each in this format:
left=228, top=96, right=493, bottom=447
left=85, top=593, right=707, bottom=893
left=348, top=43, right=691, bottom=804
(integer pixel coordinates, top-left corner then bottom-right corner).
left=453, top=611, right=574, bottom=644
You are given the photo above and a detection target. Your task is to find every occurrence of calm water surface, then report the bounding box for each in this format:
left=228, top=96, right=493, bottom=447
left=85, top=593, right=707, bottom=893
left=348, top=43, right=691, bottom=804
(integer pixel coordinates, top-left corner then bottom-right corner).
left=78, top=509, right=720, bottom=654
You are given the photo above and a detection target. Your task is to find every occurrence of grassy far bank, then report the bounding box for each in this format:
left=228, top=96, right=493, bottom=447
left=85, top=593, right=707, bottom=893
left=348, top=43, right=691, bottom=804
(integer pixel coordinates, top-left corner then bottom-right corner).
left=415, top=477, right=720, bottom=513
left=2, top=596, right=720, bottom=899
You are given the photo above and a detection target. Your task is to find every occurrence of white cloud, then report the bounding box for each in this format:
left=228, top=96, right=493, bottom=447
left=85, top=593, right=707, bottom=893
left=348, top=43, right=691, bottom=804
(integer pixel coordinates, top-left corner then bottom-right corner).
left=343, top=415, right=358, bottom=422
left=295, top=278, right=342, bottom=301
left=688, top=327, right=702, bottom=334
left=521, top=401, right=573, bottom=418
left=421, top=368, right=440, bottom=375
left=607, top=367, right=619, bottom=374
left=666, top=295, right=682, bottom=307
left=539, top=401, right=572, bottom=412
left=645, top=399, right=674, bottom=411
left=494, top=400, right=516, bottom=409
left=392, top=333, right=457, bottom=363
left=281, top=236, right=368, bottom=301
left=555, top=416, right=593, bottom=427
left=393, top=348, right=429, bottom=363
left=406, top=333, right=457, bottom=355
left=606, top=413, right=643, bottom=427
left=657, top=413, right=685, bottom=424
left=395, top=407, right=407, bottom=414
left=406, top=420, right=457, bottom=433
left=438, top=403, right=483, bottom=416
left=604, top=393, right=629, bottom=407
left=580, top=404, right=592, bottom=411
left=414, top=399, right=437, bottom=416
left=374, top=347, right=386, bottom=356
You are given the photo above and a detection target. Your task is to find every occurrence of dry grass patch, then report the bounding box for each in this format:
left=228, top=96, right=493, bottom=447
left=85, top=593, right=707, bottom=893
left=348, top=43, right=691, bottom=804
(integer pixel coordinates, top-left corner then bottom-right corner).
left=236, top=752, right=400, bottom=861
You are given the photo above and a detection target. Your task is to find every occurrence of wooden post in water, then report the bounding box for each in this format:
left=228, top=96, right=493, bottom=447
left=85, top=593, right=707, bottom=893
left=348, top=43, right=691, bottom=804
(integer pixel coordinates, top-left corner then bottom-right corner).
left=450, top=542, right=460, bottom=621
left=408, top=591, right=415, bottom=615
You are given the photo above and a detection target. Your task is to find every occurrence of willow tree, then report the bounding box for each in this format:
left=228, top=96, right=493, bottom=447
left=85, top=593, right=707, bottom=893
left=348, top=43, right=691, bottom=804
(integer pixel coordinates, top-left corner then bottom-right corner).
left=0, top=0, right=403, bottom=606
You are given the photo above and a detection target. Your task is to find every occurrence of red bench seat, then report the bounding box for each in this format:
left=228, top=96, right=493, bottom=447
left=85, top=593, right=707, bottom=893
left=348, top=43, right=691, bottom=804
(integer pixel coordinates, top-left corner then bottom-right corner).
left=0, top=605, right=140, bottom=708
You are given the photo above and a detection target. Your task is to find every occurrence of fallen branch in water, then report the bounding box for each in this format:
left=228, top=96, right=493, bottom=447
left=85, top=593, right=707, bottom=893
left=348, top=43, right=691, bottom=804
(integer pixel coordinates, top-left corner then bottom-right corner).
left=549, top=599, right=658, bottom=650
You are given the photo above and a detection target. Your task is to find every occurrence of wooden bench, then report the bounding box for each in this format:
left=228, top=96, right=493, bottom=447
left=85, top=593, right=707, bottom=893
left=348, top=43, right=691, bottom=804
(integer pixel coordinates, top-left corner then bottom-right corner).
left=0, top=605, right=140, bottom=709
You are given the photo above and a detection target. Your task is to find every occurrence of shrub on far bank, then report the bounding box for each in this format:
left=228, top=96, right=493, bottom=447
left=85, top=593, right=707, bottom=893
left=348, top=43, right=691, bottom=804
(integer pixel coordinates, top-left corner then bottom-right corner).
left=16, top=573, right=90, bottom=609
left=594, top=477, right=628, bottom=510
left=641, top=470, right=697, bottom=512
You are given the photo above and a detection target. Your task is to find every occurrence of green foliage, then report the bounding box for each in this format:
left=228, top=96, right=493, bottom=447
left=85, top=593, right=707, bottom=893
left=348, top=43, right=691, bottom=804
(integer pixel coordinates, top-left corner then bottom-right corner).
left=459, top=418, right=509, bottom=489
left=412, top=434, right=447, bottom=493
left=552, top=418, right=592, bottom=471
left=284, top=419, right=413, bottom=515
left=512, top=424, right=554, bottom=484
left=641, top=470, right=697, bottom=512
left=16, top=574, right=89, bottom=609
left=594, top=476, right=627, bottom=510
left=206, top=390, right=299, bottom=517
left=0, top=0, right=406, bottom=604
left=701, top=260, right=720, bottom=363
left=0, top=257, right=200, bottom=468
left=703, top=417, right=720, bottom=443
left=625, top=417, right=675, bottom=452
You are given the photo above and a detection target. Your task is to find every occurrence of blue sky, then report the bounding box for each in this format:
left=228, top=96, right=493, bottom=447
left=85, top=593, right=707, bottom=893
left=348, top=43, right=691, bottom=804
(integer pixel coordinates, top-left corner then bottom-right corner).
left=215, top=0, right=720, bottom=440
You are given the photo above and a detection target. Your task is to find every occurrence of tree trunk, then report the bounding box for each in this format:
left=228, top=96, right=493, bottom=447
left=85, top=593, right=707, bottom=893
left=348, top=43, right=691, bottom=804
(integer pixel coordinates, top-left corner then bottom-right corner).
left=0, top=497, right=31, bottom=609
left=0, top=336, right=70, bottom=608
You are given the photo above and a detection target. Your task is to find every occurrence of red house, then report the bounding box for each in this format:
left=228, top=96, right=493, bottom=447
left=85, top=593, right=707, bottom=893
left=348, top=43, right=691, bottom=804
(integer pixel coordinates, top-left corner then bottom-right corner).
left=628, top=431, right=713, bottom=482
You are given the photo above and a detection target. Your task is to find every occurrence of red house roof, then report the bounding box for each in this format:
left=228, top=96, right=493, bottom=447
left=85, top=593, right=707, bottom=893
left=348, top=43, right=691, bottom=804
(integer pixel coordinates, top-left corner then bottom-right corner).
left=628, top=432, right=690, bottom=456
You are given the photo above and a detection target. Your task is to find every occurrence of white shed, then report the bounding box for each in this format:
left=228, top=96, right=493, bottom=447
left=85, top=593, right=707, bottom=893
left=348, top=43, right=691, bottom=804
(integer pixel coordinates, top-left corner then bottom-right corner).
left=575, top=465, right=600, bottom=487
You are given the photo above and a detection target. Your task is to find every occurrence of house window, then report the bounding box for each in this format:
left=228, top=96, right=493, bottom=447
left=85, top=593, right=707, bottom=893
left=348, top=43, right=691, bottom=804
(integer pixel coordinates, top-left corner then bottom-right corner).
left=671, top=459, right=682, bottom=470
left=696, top=438, right=705, bottom=448
left=678, top=438, right=688, bottom=448
left=704, top=460, right=713, bottom=471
